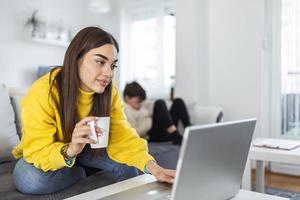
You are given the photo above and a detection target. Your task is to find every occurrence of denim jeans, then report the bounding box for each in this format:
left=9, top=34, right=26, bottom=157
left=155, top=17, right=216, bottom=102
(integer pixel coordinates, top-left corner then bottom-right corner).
left=13, top=147, right=139, bottom=194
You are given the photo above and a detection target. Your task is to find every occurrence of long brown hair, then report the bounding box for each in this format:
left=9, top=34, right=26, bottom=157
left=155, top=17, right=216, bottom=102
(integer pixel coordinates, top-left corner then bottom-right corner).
left=49, top=26, right=119, bottom=157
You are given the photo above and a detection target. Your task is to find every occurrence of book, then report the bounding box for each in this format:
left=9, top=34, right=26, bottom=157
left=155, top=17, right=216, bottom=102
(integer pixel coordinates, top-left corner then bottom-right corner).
left=252, top=138, right=300, bottom=151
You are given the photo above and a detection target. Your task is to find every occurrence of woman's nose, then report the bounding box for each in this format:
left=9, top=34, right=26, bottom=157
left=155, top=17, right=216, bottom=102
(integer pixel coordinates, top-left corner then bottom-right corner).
left=103, top=64, right=113, bottom=77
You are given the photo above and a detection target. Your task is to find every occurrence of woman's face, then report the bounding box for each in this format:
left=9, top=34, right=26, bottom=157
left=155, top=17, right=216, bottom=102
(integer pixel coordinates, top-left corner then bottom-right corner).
left=78, top=44, right=118, bottom=94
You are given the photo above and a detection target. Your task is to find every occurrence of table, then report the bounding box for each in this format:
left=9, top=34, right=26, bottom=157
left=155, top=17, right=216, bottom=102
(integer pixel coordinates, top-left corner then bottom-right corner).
left=65, top=174, right=288, bottom=200
left=248, top=138, right=300, bottom=193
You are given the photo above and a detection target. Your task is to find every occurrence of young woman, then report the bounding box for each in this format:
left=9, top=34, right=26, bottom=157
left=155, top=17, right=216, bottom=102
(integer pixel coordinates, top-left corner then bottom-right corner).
left=12, top=27, right=175, bottom=194
left=123, top=81, right=191, bottom=145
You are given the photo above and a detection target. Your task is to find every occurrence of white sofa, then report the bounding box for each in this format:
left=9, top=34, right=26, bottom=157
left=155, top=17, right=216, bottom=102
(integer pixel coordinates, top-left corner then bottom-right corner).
left=9, top=87, right=224, bottom=137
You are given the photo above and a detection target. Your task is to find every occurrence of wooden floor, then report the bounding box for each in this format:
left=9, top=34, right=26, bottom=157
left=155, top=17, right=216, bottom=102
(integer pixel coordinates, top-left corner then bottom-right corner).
left=252, top=169, right=300, bottom=193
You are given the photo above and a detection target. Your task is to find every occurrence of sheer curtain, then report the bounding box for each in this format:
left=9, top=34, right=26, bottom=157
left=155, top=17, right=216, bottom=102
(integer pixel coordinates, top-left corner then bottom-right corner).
left=281, top=0, right=300, bottom=136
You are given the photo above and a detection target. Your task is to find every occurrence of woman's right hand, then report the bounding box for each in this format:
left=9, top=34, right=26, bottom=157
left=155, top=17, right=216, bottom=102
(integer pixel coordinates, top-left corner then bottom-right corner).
left=67, top=116, right=102, bottom=157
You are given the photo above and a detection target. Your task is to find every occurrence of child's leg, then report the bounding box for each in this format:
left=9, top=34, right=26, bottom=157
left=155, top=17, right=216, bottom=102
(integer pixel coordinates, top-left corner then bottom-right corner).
left=148, top=100, right=182, bottom=144
left=147, top=100, right=174, bottom=142
left=169, top=98, right=191, bottom=128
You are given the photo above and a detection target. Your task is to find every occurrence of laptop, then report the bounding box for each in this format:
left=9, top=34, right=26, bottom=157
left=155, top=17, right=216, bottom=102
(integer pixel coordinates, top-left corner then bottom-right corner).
left=100, top=119, right=256, bottom=200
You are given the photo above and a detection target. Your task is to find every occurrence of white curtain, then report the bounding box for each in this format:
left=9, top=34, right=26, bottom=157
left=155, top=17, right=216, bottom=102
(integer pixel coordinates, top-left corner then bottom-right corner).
left=281, top=0, right=300, bottom=136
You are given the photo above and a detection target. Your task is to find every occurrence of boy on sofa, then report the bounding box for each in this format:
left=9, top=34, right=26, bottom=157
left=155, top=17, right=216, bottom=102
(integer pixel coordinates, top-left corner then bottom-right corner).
left=123, top=81, right=191, bottom=145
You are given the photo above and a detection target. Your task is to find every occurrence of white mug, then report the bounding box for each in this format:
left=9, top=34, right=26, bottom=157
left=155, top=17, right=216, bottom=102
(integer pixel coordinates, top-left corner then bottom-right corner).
left=88, top=117, right=110, bottom=149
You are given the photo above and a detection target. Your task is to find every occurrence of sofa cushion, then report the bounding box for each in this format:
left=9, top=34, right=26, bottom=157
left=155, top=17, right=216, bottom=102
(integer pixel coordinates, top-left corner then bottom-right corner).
left=8, top=87, right=27, bottom=138
left=0, top=84, right=20, bottom=163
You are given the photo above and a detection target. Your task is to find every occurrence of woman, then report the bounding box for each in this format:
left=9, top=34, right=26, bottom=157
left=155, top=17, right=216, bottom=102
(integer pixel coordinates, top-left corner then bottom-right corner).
left=12, top=27, right=175, bottom=194
left=123, top=81, right=191, bottom=145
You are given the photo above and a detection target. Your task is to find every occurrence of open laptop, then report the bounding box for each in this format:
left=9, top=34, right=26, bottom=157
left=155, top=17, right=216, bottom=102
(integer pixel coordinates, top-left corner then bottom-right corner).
left=100, top=119, right=256, bottom=200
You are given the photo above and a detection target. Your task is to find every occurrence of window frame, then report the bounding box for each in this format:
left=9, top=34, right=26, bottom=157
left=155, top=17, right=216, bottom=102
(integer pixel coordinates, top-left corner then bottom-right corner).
left=269, top=0, right=300, bottom=139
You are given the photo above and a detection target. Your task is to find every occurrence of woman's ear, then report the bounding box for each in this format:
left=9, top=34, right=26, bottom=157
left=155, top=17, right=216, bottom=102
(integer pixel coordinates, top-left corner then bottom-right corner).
left=124, top=95, right=130, bottom=103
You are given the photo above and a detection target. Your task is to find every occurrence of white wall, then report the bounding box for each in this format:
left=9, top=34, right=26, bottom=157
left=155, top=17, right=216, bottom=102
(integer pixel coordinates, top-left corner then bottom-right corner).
left=208, top=0, right=265, bottom=137
left=175, top=0, right=209, bottom=105
left=0, top=0, right=120, bottom=87
left=175, top=0, right=266, bottom=137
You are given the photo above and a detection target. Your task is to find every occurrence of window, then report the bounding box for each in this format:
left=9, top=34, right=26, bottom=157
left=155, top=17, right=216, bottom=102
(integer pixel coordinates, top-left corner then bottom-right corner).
left=120, top=1, right=175, bottom=99
left=280, top=0, right=300, bottom=136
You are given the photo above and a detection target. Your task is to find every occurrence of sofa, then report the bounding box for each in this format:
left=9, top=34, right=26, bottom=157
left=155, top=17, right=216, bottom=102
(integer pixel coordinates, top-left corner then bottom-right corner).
left=0, top=86, right=223, bottom=200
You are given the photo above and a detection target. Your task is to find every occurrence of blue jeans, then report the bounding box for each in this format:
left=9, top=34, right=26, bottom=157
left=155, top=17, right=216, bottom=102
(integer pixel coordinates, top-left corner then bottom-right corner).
left=13, top=147, right=139, bottom=194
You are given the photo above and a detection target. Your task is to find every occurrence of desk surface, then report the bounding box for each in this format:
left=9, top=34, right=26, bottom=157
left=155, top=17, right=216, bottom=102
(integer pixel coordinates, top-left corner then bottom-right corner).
left=65, top=174, right=288, bottom=200
left=250, top=138, right=300, bottom=164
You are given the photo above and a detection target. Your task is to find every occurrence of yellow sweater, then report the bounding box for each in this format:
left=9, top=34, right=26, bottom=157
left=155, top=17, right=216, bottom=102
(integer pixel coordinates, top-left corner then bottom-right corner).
left=12, top=69, right=154, bottom=172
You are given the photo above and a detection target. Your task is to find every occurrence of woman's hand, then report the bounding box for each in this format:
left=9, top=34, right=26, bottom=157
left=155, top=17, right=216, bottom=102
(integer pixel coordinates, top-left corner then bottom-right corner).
left=146, top=160, right=176, bottom=184
left=67, top=116, right=102, bottom=157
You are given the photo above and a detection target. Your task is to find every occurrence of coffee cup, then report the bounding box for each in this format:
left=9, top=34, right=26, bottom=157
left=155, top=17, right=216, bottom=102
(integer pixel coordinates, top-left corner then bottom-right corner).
left=88, top=117, right=110, bottom=148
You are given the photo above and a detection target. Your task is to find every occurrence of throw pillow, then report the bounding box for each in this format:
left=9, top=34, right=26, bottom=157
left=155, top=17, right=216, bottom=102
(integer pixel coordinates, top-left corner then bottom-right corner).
left=0, top=84, right=20, bottom=163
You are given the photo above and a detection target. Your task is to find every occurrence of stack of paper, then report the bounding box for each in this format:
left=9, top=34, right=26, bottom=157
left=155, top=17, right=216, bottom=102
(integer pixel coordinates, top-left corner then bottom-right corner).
left=252, top=138, right=300, bottom=150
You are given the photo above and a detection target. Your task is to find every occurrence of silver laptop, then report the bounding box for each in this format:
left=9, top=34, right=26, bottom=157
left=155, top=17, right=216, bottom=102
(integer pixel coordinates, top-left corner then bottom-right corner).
left=100, top=119, right=256, bottom=200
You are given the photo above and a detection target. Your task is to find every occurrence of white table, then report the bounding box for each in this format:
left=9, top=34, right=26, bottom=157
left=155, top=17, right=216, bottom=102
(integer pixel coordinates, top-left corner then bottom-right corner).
left=65, top=174, right=288, bottom=200
left=248, top=138, right=300, bottom=193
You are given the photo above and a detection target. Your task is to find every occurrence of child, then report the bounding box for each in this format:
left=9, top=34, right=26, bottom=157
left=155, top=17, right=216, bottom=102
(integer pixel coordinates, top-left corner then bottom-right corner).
left=123, top=81, right=191, bottom=145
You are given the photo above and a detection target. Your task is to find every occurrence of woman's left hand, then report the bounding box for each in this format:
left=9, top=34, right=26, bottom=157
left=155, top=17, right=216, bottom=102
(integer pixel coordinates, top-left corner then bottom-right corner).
left=146, top=160, right=176, bottom=184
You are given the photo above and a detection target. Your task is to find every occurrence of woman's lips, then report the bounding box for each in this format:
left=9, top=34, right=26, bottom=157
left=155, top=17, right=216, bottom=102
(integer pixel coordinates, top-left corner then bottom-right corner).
left=97, top=80, right=109, bottom=86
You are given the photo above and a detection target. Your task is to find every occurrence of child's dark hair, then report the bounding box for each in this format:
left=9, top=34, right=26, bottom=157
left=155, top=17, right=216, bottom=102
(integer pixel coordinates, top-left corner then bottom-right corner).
left=123, top=81, right=146, bottom=100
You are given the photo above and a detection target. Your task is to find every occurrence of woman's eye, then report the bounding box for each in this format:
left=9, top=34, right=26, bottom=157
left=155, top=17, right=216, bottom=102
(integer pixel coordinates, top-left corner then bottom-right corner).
left=96, top=60, right=106, bottom=65
left=111, top=64, right=118, bottom=70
